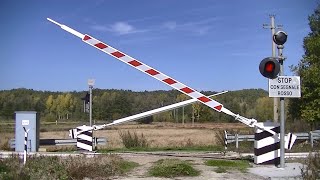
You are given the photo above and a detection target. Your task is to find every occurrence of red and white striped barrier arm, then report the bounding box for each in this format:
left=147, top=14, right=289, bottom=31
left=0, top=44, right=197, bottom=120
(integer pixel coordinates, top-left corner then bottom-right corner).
left=47, top=18, right=223, bottom=112
left=47, top=18, right=277, bottom=135
left=82, top=35, right=223, bottom=112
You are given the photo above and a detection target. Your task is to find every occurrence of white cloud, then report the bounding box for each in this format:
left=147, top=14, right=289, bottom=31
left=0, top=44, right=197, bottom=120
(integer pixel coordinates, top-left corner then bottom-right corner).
left=161, top=17, right=221, bottom=35
left=162, top=20, right=212, bottom=35
left=91, top=21, right=146, bottom=35
left=111, top=22, right=135, bottom=35
left=163, top=21, right=177, bottom=30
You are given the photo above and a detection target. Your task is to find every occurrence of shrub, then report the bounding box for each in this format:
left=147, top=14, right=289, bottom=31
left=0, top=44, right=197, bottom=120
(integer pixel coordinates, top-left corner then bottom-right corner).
left=119, top=130, right=149, bottom=148
left=301, top=151, right=320, bottom=179
left=0, top=155, right=138, bottom=179
left=148, top=159, right=200, bottom=178
left=0, top=137, right=11, bottom=151
left=214, top=130, right=226, bottom=148
left=25, top=156, right=68, bottom=180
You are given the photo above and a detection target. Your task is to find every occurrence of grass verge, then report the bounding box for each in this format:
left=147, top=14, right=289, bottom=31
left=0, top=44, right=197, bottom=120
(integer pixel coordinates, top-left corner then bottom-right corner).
left=205, top=159, right=250, bottom=173
left=148, top=159, right=200, bottom=178
left=0, top=154, right=138, bottom=179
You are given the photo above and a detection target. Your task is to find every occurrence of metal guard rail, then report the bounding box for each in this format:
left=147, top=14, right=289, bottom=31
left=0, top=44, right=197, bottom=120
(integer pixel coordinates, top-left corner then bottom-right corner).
left=9, top=138, right=107, bottom=149
left=225, top=130, right=320, bottom=148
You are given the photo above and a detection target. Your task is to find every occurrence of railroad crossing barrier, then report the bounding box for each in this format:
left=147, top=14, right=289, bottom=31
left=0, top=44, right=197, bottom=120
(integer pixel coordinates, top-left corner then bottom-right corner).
left=9, top=138, right=107, bottom=150
left=225, top=130, right=320, bottom=149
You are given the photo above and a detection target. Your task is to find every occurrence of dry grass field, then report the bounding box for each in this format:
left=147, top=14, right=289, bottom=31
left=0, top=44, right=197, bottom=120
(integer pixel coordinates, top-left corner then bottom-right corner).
left=38, top=122, right=249, bottom=149
left=0, top=122, right=249, bottom=150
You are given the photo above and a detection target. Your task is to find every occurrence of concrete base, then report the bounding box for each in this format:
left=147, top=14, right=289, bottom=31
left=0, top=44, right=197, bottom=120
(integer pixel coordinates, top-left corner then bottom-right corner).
left=249, top=163, right=303, bottom=179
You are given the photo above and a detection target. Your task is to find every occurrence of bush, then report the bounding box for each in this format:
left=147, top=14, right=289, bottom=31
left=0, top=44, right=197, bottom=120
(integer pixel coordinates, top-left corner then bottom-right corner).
left=301, top=151, right=320, bottom=179
left=0, top=155, right=138, bottom=179
left=0, top=137, right=11, bottom=151
left=148, top=159, right=200, bottom=178
left=214, top=130, right=226, bottom=148
left=119, top=130, right=149, bottom=148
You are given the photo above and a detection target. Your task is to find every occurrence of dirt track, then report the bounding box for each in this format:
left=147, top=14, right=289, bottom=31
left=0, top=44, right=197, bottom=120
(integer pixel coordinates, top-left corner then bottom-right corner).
left=113, top=152, right=266, bottom=180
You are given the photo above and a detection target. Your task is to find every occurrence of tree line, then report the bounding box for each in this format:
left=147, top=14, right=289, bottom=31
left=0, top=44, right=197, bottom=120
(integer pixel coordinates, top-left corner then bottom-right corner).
left=0, top=88, right=275, bottom=124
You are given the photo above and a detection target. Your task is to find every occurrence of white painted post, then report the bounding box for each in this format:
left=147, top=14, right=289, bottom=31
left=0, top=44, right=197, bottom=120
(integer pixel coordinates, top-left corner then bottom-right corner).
left=310, top=131, right=314, bottom=148
left=235, top=134, right=239, bottom=149
left=224, top=130, right=228, bottom=150
left=23, top=127, right=30, bottom=165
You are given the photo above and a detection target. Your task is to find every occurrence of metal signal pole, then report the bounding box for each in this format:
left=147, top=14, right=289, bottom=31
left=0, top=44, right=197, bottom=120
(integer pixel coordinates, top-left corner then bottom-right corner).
left=278, top=44, right=286, bottom=168
left=263, top=15, right=282, bottom=123
left=88, top=79, right=95, bottom=126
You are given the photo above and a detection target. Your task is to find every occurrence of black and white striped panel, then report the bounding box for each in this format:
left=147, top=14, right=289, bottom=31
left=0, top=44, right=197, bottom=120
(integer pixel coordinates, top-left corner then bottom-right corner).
left=23, top=127, right=28, bottom=153
left=224, top=130, right=228, bottom=150
left=76, top=125, right=93, bottom=152
left=254, top=122, right=280, bottom=165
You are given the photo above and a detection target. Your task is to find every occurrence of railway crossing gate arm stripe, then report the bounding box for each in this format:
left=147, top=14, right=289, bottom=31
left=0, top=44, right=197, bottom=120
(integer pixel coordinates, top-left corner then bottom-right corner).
left=81, top=34, right=223, bottom=112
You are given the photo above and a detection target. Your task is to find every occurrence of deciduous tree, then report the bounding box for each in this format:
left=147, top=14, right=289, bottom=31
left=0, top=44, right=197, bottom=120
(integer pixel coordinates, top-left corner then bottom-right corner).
left=289, top=6, right=320, bottom=128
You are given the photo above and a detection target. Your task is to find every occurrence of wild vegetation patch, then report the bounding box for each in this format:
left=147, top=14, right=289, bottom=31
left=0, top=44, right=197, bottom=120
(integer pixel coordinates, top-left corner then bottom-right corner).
left=0, top=154, right=138, bottom=180
left=205, top=159, right=250, bottom=173
left=119, top=130, right=149, bottom=148
left=148, top=159, right=200, bottom=178
left=301, top=151, right=320, bottom=180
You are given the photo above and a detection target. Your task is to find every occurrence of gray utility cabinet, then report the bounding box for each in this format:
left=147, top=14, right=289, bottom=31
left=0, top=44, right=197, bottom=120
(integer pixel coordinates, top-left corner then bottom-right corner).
left=15, top=111, right=39, bottom=152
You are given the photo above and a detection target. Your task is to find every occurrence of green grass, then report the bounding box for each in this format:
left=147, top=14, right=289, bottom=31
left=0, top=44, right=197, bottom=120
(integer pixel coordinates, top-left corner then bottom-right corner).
left=205, top=159, right=251, bottom=173
left=148, top=159, right=200, bottom=178
left=119, top=161, right=139, bottom=173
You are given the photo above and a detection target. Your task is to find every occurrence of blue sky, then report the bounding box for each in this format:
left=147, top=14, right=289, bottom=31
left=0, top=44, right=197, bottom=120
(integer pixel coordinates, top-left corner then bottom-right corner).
left=0, top=0, right=318, bottom=92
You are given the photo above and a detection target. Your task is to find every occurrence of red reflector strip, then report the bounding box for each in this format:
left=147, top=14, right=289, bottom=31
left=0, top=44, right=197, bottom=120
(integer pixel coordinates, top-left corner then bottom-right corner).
left=145, top=69, right=160, bottom=76
left=128, top=60, right=142, bottom=67
left=180, top=87, right=194, bottom=94
left=163, top=78, right=177, bottom=85
left=95, top=43, right=107, bottom=49
left=111, top=51, right=125, bottom=58
left=214, top=105, right=222, bottom=111
left=198, top=96, right=211, bottom=103
left=83, top=35, right=91, bottom=40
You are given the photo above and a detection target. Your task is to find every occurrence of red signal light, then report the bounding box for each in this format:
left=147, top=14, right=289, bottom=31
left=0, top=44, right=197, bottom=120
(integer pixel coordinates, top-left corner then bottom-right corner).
left=265, top=62, right=275, bottom=72
left=259, top=57, right=280, bottom=79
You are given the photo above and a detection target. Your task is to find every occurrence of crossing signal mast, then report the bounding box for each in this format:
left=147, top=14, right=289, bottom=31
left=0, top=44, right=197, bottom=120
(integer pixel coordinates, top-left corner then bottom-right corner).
left=260, top=27, right=298, bottom=168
